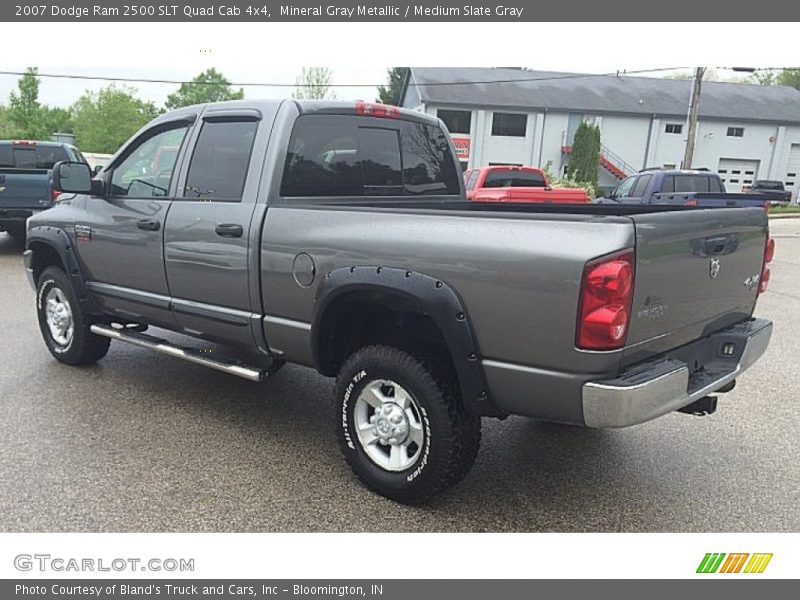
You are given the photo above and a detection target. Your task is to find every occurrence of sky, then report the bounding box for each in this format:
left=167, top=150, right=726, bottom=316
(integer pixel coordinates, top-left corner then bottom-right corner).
left=0, top=66, right=390, bottom=109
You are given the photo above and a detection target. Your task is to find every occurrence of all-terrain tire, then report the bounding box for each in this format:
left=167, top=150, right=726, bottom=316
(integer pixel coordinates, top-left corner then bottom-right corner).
left=36, top=266, right=110, bottom=365
left=334, top=344, right=481, bottom=504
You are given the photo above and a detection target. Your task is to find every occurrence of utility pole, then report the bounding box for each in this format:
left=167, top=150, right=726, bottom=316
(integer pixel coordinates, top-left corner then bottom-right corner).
left=682, top=67, right=706, bottom=169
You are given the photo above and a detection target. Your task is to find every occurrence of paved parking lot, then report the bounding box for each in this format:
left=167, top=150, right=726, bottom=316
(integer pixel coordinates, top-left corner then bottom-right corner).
left=1, top=219, right=798, bottom=532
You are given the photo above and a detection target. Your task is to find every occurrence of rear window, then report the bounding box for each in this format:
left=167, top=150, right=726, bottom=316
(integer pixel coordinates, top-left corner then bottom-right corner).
left=281, top=115, right=460, bottom=197
left=663, top=175, right=715, bottom=194
left=0, top=144, right=69, bottom=169
left=755, top=180, right=783, bottom=190
left=483, top=170, right=546, bottom=188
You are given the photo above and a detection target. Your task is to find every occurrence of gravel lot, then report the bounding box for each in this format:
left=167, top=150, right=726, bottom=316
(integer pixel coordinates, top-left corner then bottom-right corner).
left=1, top=219, right=798, bottom=532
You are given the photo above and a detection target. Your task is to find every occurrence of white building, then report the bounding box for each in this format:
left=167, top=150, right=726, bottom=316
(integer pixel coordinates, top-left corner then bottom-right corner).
left=400, top=68, right=800, bottom=197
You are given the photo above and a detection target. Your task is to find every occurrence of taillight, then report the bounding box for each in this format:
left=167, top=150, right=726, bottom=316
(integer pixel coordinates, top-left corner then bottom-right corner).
left=51, top=188, right=62, bottom=203
left=577, top=250, right=635, bottom=350
left=759, top=234, right=775, bottom=294
left=685, top=199, right=698, bottom=207
left=355, top=101, right=400, bottom=119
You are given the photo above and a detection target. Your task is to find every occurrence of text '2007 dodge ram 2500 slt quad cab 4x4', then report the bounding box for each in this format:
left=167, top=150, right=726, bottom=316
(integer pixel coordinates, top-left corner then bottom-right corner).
left=24, top=100, right=774, bottom=503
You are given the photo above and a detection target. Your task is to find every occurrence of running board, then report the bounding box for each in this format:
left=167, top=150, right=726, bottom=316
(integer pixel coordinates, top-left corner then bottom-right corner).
left=90, top=325, right=266, bottom=382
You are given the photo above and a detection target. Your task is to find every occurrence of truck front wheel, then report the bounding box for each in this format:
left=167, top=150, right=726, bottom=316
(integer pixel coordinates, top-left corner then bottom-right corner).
left=334, top=345, right=481, bottom=504
left=36, top=266, right=110, bottom=365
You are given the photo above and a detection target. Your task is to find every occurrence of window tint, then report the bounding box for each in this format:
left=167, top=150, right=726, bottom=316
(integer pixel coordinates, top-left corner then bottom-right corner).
left=483, top=170, right=546, bottom=188
left=183, top=120, right=258, bottom=201
left=281, top=115, right=459, bottom=198
left=662, top=175, right=675, bottom=193
left=711, top=178, right=725, bottom=193
left=437, top=109, right=471, bottom=134
left=631, top=174, right=652, bottom=197
left=674, top=175, right=709, bottom=193
left=491, top=113, right=527, bottom=137
left=401, top=120, right=459, bottom=195
left=0, top=145, right=70, bottom=169
left=110, top=125, right=189, bottom=198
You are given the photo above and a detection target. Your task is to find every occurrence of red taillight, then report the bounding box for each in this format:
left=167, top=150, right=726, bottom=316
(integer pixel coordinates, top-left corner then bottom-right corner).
left=51, top=188, right=62, bottom=203
left=355, top=101, right=400, bottom=119
left=759, top=234, right=775, bottom=294
left=685, top=199, right=698, bottom=207
left=577, top=250, right=635, bottom=350
left=12, top=140, right=36, bottom=146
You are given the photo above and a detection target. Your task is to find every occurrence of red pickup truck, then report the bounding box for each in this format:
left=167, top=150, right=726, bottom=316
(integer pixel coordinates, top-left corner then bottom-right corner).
left=464, top=166, right=590, bottom=204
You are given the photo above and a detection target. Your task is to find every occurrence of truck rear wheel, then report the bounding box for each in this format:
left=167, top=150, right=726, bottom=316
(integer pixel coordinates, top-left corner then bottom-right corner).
left=334, top=345, right=481, bottom=504
left=36, top=266, right=110, bottom=365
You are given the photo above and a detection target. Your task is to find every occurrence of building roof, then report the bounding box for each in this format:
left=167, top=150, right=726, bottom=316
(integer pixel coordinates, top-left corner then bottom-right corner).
left=402, top=67, right=800, bottom=124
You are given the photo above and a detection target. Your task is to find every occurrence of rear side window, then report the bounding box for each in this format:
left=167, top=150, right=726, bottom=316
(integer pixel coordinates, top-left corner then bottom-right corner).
left=631, top=174, right=652, bottom=197
left=281, top=115, right=460, bottom=197
left=0, top=145, right=69, bottom=169
left=183, top=120, right=258, bottom=202
left=483, top=170, right=546, bottom=188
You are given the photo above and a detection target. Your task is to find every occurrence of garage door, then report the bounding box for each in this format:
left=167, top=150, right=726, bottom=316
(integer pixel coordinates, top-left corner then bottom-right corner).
left=717, top=158, right=760, bottom=191
left=785, top=144, right=800, bottom=200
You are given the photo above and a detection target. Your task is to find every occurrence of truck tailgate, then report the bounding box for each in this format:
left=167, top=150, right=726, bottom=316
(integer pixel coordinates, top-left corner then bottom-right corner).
left=0, top=168, right=52, bottom=209
left=623, top=208, right=767, bottom=365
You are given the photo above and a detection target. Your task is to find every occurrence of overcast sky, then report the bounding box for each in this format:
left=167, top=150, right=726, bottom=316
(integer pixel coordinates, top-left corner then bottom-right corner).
left=0, top=66, right=390, bottom=109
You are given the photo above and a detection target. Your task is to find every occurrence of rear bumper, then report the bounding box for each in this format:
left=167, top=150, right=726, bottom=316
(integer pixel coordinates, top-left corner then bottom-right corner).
left=582, top=318, right=772, bottom=428
left=0, top=208, right=37, bottom=231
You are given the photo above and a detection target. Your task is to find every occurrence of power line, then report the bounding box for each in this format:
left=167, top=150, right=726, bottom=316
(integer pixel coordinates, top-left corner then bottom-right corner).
left=0, top=67, right=690, bottom=88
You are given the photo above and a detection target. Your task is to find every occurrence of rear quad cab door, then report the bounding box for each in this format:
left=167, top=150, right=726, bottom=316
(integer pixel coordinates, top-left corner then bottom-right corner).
left=164, top=107, right=272, bottom=346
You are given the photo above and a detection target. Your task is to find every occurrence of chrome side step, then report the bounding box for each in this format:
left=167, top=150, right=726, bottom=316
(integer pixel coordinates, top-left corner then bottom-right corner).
left=90, top=325, right=266, bottom=382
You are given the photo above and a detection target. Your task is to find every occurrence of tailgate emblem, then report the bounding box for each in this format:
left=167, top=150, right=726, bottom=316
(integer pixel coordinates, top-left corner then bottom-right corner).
left=709, top=257, right=721, bottom=279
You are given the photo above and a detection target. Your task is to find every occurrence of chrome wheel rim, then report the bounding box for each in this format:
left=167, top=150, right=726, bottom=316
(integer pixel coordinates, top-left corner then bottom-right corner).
left=44, top=287, right=74, bottom=347
left=354, top=379, right=425, bottom=472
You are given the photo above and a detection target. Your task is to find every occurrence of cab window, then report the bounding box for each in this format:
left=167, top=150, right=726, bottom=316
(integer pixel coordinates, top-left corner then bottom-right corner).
left=110, top=124, right=189, bottom=198
left=614, top=176, right=636, bottom=199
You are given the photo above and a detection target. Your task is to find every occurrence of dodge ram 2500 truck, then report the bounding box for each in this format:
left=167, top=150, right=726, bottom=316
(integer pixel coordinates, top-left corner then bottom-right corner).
left=24, top=100, right=774, bottom=503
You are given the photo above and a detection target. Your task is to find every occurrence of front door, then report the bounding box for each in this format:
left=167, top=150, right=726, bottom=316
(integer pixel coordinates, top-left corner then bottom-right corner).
left=76, top=121, right=192, bottom=328
left=164, top=114, right=262, bottom=346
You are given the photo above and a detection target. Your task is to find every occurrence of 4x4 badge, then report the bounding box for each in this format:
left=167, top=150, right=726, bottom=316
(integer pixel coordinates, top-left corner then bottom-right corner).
left=709, top=257, right=721, bottom=279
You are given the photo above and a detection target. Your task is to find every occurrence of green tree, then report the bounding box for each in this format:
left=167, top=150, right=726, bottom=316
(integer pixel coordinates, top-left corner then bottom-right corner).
left=292, top=67, right=336, bottom=100
left=568, top=121, right=601, bottom=190
left=377, top=67, right=409, bottom=105
left=777, top=68, right=800, bottom=91
left=7, top=67, right=49, bottom=139
left=72, top=85, right=160, bottom=154
left=44, top=107, right=73, bottom=135
left=0, top=105, right=16, bottom=138
left=165, top=68, right=244, bottom=110
left=749, top=70, right=777, bottom=86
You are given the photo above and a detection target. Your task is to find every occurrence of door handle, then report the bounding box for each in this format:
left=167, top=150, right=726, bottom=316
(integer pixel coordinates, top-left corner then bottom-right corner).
left=136, top=219, right=161, bottom=231
left=215, top=223, right=244, bottom=238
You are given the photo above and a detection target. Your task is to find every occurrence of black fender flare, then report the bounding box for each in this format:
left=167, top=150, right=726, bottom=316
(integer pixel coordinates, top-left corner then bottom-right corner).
left=312, top=266, right=504, bottom=417
left=25, top=225, right=94, bottom=312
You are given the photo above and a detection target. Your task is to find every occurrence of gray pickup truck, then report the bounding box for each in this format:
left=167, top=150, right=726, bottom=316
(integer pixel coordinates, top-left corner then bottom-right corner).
left=23, top=100, right=774, bottom=503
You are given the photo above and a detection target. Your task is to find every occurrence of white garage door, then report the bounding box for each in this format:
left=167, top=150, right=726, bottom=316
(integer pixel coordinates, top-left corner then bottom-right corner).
left=717, top=158, right=760, bottom=191
left=785, top=144, right=800, bottom=200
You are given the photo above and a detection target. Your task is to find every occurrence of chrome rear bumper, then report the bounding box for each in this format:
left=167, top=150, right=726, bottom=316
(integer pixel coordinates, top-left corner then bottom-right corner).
left=582, top=318, right=772, bottom=428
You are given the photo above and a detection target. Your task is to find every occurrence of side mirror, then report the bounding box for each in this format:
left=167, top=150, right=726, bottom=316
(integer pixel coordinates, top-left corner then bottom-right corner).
left=608, top=188, right=618, bottom=200
left=52, top=161, right=92, bottom=194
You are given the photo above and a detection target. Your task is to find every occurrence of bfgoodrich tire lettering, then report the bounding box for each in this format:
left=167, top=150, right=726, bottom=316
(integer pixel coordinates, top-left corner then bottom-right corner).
left=36, top=266, right=110, bottom=366
left=334, top=345, right=481, bottom=504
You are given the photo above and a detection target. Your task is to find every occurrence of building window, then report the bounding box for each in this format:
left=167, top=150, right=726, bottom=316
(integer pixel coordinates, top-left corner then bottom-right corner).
left=437, top=109, right=471, bottom=135
left=491, top=113, right=527, bottom=137
left=665, top=123, right=683, bottom=135
left=727, top=127, right=745, bottom=138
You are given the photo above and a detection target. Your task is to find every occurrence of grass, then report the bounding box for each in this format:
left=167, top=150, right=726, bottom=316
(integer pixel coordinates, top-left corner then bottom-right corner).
left=768, top=204, right=800, bottom=214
